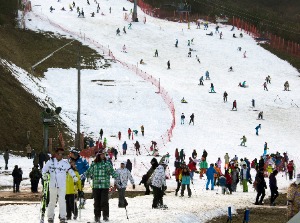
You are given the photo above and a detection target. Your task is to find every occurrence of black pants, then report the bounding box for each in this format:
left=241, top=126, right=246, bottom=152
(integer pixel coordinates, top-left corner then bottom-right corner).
left=256, top=188, right=265, bottom=203
left=144, top=183, right=150, bottom=195
left=226, top=184, right=232, bottom=193
left=175, top=181, right=181, bottom=194
left=152, top=186, right=163, bottom=208
left=181, top=184, right=191, bottom=196
left=270, top=187, right=279, bottom=204
left=31, top=180, right=39, bottom=192
left=288, top=171, right=293, bottom=180
left=66, top=194, right=78, bottom=219
left=5, top=159, right=8, bottom=170
left=93, top=188, right=109, bottom=220
left=13, top=180, right=20, bottom=192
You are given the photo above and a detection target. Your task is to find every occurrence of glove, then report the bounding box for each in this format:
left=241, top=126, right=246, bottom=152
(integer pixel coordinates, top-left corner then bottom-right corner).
left=133, top=184, right=135, bottom=189
left=42, top=174, right=48, bottom=181
left=80, top=174, right=86, bottom=181
left=73, top=176, right=78, bottom=183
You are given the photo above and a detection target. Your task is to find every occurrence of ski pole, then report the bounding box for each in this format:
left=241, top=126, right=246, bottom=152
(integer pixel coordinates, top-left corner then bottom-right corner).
left=125, top=206, right=129, bottom=220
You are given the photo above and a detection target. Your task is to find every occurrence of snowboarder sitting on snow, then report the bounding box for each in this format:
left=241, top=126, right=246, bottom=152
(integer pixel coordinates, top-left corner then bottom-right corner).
left=258, top=111, right=263, bottom=120
left=188, top=52, right=191, bottom=57
left=181, top=97, right=187, bottom=103
left=228, top=66, right=233, bottom=72
left=240, top=33, right=243, bottom=37
left=140, top=59, right=145, bottom=64
left=237, top=47, right=242, bottom=51
left=233, top=33, right=237, bottom=38
left=123, top=7, right=127, bottom=11
left=50, top=6, right=55, bottom=12
left=133, top=130, right=138, bottom=136
left=206, top=31, right=213, bottom=36
left=91, top=12, right=95, bottom=17
left=116, top=28, right=120, bottom=36
left=238, top=81, right=246, bottom=88
left=61, top=7, right=66, bottom=11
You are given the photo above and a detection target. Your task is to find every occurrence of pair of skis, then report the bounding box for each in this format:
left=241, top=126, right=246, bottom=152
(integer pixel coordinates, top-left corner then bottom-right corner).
left=40, top=174, right=50, bottom=223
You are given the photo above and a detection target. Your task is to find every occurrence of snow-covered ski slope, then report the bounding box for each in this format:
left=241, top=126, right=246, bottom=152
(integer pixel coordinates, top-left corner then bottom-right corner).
left=25, top=0, right=300, bottom=162
left=1, top=0, right=299, bottom=221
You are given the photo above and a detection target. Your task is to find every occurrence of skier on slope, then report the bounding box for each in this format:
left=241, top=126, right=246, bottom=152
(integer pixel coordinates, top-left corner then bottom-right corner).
left=114, top=161, right=135, bottom=208
left=258, top=111, right=263, bottom=120
left=151, top=161, right=168, bottom=209
left=232, top=100, right=237, bottom=110
left=42, top=148, right=78, bottom=223
left=240, top=135, right=247, bottom=146
left=175, top=39, right=178, bottom=47
left=205, top=70, right=210, bottom=80
left=199, top=76, right=204, bottom=85
left=85, top=150, right=118, bottom=222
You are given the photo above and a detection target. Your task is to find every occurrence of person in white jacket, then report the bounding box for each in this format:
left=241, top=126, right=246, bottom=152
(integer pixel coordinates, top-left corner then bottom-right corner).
left=42, top=148, right=78, bottom=223
left=151, top=161, right=168, bottom=209
left=115, top=161, right=135, bottom=208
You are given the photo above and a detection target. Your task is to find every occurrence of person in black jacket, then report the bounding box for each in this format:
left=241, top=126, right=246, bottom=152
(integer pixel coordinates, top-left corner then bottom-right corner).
left=258, top=156, right=264, bottom=170
left=255, top=168, right=267, bottom=205
left=126, top=159, right=132, bottom=172
left=12, top=165, right=23, bottom=192
left=29, top=165, right=42, bottom=192
left=269, top=170, right=279, bottom=206
left=139, top=158, right=158, bottom=195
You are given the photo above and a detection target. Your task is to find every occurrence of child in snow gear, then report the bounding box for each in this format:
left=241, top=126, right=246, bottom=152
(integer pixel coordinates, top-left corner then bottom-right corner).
left=167, top=60, right=170, bottom=69
left=85, top=150, right=118, bottom=222
left=42, top=148, right=78, bottom=223
left=65, top=160, right=82, bottom=220
left=115, top=161, right=135, bottom=208
left=223, top=91, right=228, bottom=102
left=69, top=149, right=89, bottom=188
left=240, top=136, right=247, bottom=146
left=151, top=161, right=168, bottom=209
left=180, top=113, right=185, bottom=124
left=154, top=49, right=158, bottom=57
left=255, top=124, right=261, bottom=135
left=232, top=100, right=237, bottom=111
left=189, top=113, right=194, bottom=125
left=180, top=166, right=192, bottom=197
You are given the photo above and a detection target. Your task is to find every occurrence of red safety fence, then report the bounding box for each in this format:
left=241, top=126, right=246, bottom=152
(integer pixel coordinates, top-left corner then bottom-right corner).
left=31, top=12, right=176, bottom=157
left=137, top=0, right=300, bottom=57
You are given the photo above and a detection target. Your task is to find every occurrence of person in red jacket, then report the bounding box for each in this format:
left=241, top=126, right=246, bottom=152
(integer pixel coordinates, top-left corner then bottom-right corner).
left=118, top=131, right=121, bottom=140
left=175, top=164, right=183, bottom=196
left=225, top=169, right=233, bottom=194
left=175, top=148, right=179, bottom=160
left=128, top=128, right=132, bottom=140
left=287, top=161, right=294, bottom=180
left=188, top=157, right=197, bottom=184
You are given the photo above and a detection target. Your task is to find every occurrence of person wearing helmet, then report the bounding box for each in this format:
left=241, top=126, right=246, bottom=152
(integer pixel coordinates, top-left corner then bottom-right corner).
left=151, top=161, right=168, bottom=209
left=69, top=148, right=89, bottom=188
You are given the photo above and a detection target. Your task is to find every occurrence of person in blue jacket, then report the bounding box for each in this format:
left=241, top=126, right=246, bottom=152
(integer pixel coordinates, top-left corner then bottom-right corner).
left=255, top=124, right=261, bottom=136
left=180, top=166, right=192, bottom=197
left=240, top=164, right=251, bottom=192
left=206, top=163, right=217, bottom=190
left=122, top=141, right=127, bottom=155
left=205, top=71, right=210, bottom=80
left=69, top=149, right=89, bottom=187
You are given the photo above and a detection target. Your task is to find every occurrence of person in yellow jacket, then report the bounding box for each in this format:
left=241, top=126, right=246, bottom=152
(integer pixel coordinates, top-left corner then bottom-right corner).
left=66, top=160, right=82, bottom=220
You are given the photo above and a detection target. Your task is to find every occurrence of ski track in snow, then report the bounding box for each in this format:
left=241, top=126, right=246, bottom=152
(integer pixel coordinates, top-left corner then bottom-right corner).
left=1, top=0, right=300, bottom=222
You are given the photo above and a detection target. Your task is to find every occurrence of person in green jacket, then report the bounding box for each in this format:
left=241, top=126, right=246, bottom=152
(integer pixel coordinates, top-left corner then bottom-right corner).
left=86, top=150, right=118, bottom=222
left=199, top=159, right=208, bottom=179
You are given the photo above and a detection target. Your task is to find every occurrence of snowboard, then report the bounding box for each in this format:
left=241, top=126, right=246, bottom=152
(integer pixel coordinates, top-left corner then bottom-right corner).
left=209, top=92, right=216, bottom=93
left=238, top=145, right=247, bottom=147
left=231, top=110, right=238, bottom=111
left=256, top=119, right=265, bottom=120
